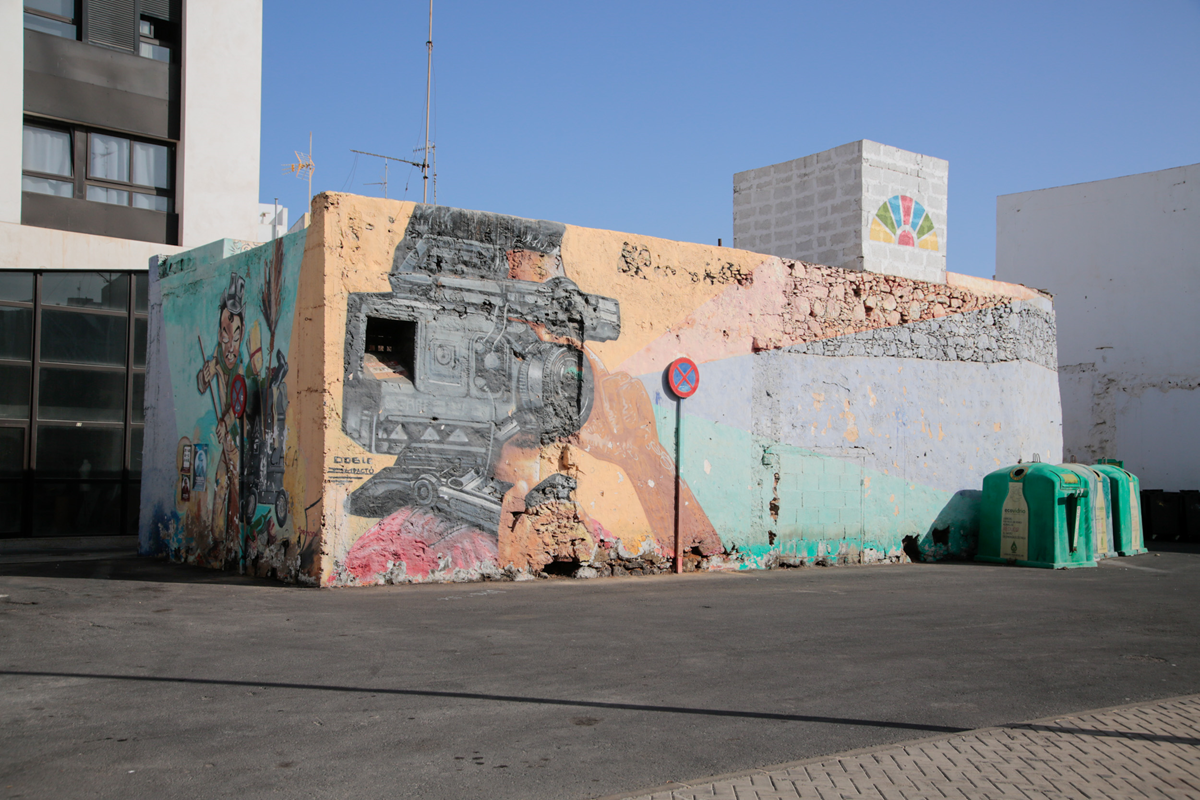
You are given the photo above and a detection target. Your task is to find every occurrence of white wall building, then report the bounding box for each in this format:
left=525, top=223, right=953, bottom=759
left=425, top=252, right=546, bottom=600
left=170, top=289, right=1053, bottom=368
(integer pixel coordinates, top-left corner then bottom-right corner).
left=995, top=163, right=1200, bottom=491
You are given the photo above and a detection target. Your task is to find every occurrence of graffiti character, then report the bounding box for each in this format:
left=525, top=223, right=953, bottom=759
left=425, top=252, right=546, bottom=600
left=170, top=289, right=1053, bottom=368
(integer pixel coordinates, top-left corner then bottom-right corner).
left=193, top=444, right=207, bottom=492
left=197, top=273, right=246, bottom=546
left=241, top=238, right=291, bottom=531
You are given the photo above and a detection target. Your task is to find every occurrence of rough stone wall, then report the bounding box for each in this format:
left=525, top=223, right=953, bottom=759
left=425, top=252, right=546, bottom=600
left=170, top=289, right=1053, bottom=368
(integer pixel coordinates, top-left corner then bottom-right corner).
left=783, top=302, right=1057, bottom=371
left=617, top=256, right=1048, bottom=375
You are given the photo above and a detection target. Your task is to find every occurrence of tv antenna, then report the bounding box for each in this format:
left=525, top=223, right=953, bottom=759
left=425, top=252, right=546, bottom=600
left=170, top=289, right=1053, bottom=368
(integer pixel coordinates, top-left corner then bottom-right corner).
left=350, top=3, right=437, bottom=204
left=284, top=132, right=316, bottom=203
left=422, top=0, right=433, bottom=203
left=350, top=149, right=427, bottom=199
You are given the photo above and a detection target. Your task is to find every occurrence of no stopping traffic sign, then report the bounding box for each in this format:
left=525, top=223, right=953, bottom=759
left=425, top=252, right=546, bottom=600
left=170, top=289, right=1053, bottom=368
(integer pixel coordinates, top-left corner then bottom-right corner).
left=667, top=357, right=699, bottom=399
left=230, top=374, right=248, bottom=418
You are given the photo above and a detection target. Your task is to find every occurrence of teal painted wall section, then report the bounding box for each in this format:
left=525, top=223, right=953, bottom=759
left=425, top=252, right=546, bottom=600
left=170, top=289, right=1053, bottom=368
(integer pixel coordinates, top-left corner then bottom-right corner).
left=141, top=232, right=308, bottom=579
left=674, top=406, right=767, bottom=553
left=160, top=237, right=303, bottom=449
left=643, top=354, right=1000, bottom=566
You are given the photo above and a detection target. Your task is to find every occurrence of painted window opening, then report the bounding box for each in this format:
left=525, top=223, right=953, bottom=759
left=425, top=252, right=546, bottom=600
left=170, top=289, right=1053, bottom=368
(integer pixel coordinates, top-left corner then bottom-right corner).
left=339, top=210, right=618, bottom=538
left=870, top=195, right=939, bottom=251
left=363, top=317, right=416, bottom=384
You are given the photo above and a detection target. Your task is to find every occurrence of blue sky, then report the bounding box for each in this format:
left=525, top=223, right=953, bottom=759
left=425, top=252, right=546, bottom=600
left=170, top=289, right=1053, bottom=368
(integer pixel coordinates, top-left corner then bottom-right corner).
left=260, top=0, right=1200, bottom=278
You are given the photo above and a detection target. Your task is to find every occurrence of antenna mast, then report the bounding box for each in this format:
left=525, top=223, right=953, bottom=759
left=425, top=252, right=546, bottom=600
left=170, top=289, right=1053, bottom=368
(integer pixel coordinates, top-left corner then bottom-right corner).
left=423, top=0, right=433, bottom=204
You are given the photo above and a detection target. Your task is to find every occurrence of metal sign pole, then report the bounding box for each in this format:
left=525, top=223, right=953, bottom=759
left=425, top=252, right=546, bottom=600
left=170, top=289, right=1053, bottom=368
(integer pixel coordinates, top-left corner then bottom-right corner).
left=674, top=394, right=682, bottom=574
left=666, top=356, right=699, bottom=575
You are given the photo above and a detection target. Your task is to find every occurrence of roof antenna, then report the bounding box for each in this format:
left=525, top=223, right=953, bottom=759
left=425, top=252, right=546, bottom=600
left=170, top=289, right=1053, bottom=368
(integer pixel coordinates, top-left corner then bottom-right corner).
left=422, top=0, right=433, bottom=204
left=351, top=150, right=426, bottom=199
left=284, top=132, right=315, bottom=205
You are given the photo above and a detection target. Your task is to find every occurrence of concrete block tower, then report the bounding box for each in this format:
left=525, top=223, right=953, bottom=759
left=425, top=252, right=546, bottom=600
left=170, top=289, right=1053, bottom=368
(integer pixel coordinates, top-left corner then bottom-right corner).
left=733, top=140, right=948, bottom=284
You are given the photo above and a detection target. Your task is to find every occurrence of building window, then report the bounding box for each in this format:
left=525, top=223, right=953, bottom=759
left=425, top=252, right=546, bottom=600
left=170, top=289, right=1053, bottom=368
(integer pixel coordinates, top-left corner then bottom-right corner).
left=21, top=125, right=74, bottom=198
left=23, top=123, right=176, bottom=214
left=87, top=132, right=172, bottom=212
left=138, top=18, right=171, bottom=62
left=24, top=0, right=77, bottom=39
left=0, top=270, right=148, bottom=538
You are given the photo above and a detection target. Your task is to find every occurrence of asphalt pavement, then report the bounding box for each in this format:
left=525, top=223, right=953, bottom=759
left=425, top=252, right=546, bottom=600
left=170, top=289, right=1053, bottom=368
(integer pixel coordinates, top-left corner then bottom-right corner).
left=2, top=549, right=1199, bottom=799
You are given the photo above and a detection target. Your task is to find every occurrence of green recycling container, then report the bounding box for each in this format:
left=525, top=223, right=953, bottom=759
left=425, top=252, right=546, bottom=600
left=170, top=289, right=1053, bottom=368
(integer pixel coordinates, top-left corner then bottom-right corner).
left=1062, top=464, right=1117, bottom=558
left=1091, top=464, right=1147, bottom=555
left=977, top=463, right=1095, bottom=569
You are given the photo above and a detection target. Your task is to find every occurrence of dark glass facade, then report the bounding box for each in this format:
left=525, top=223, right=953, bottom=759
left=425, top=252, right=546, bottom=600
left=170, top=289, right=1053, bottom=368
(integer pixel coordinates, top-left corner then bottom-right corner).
left=0, top=270, right=147, bottom=537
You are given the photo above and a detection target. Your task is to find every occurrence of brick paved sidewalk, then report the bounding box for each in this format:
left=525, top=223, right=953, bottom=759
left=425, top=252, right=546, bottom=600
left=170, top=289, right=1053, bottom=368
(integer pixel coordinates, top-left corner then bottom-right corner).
left=606, top=695, right=1200, bottom=800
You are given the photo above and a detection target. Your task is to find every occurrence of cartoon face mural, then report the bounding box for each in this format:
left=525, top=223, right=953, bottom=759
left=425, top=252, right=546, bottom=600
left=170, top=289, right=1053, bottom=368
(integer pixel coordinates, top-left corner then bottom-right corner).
left=195, top=272, right=246, bottom=544
left=143, top=233, right=304, bottom=578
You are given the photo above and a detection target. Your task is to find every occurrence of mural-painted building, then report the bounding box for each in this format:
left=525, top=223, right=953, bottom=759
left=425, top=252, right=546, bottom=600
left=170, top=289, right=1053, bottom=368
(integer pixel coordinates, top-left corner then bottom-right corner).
left=140, top=193, right=1060, bottom=585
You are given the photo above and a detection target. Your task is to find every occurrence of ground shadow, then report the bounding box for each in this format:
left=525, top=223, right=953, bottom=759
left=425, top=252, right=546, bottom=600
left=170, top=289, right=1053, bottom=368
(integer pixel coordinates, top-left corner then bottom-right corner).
left=911, top=489, right=981, bottom=562
left=5, top=668, right=1196, bottom=747
left=0, top=556, right=299, bottom=588
left=1011, top=722, right=1200, bottom=747
left=0, top=668, right=969, bottom=735
left=1146, top=541, right=1200, bottom=554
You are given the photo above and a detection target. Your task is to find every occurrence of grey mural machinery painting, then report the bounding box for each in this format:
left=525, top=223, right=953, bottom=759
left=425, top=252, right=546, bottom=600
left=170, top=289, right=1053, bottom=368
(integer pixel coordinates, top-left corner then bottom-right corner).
left=341, top=206, right=621, bottom=531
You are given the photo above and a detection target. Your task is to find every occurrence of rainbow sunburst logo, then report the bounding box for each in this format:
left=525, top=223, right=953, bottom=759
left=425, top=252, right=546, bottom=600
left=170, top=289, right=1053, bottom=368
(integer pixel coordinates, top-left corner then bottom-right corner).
left=870, top=195, right=938, bottom=251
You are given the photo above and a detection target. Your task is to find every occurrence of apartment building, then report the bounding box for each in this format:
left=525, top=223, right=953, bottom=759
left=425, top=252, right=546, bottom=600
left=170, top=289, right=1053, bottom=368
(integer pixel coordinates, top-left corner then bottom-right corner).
left=1, top=0, right=271, bottom=541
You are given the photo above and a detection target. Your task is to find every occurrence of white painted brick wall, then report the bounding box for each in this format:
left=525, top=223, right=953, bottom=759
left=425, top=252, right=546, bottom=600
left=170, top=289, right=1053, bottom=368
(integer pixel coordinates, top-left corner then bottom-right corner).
left=734, top=140, right=948, bottom=283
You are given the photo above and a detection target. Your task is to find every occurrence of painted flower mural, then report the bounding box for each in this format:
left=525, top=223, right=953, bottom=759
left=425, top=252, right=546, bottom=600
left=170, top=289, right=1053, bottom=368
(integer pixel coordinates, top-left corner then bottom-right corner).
left=870, top=195, right=939, bottom=251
